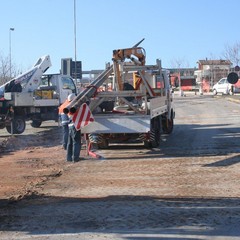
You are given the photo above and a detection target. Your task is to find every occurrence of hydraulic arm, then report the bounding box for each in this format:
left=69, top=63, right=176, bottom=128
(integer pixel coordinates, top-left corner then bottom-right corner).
left=63, top=39, right=145, bottom=114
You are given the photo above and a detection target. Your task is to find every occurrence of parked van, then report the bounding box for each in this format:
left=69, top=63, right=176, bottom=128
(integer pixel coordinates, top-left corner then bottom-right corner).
left=212, top=77, right=240, bottom=95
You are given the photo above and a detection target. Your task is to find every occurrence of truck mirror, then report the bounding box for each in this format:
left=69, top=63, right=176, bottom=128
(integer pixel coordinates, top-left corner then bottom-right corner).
left=227, top=72, right=238, bottom=84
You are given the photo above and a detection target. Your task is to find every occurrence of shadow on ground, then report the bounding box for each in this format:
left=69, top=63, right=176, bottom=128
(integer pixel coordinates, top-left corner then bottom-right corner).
left=0, top=194, right=239, bottom=238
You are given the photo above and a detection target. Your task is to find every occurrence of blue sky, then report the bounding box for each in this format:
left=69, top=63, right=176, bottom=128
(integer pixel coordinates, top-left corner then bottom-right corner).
left=0, top=0, right=240, bottom=74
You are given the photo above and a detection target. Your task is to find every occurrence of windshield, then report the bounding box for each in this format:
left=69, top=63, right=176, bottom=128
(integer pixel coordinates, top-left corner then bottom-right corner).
left=62, top=77, right=76, bottom=93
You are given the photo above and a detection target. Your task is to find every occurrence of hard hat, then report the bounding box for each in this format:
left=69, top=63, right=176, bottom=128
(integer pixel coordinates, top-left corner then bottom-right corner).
left=67, top=93, right=75, bottom=102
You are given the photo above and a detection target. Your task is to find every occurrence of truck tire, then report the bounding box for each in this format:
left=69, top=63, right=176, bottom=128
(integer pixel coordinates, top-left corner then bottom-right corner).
left=6, top=116, right=26, bottom=134
left=162, top=113, right=174, bottom=134
left=31, top=120, right=42, bottom=128
left=146, top=117, right=160, bottom=148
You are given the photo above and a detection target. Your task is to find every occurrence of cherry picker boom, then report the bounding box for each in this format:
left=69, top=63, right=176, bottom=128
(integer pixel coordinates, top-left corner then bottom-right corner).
left=0, top=56, right=77, bottom=134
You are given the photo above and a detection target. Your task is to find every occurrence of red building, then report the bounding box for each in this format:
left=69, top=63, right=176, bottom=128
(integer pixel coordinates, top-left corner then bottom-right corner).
left=169, top=68, right=197, bottom=91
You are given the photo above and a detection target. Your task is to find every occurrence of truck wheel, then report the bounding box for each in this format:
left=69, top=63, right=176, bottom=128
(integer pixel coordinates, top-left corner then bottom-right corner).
left=149, top=117, right=161, bottom=148
left=150, top=131, right=160, bottom=148
left=162, top=118, right=174, bottom=134
left=6, top=116, right=26, bottom=134
left=31, top=120, right=42, bottom=128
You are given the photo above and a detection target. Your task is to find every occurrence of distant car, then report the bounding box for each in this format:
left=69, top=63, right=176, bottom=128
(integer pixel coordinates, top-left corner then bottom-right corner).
left=212, top=77, right=240, bottom=95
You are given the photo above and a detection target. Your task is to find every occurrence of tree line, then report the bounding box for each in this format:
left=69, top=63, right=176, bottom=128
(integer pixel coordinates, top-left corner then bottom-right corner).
left=0, top=53, right=20, bottom=86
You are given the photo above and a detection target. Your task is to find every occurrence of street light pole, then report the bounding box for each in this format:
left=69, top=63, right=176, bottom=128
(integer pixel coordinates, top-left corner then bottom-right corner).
left=9, top=27, right=14, bottom=79
left=74, top=0, right=77, bottom=84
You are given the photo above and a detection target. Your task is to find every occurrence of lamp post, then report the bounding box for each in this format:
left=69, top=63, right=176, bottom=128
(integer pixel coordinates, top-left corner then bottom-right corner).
left=9, top=27, right=14, bottom=79
left=74, top=0, right=77, bottom=83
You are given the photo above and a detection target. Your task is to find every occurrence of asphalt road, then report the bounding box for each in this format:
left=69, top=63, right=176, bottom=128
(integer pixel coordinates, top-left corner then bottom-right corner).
left=1, top=92, right=240, bottom=240
left=161, top=93, right=240, bottom=157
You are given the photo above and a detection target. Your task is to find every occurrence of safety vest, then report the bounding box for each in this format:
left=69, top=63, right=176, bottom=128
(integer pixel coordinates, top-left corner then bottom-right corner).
left=59, top=99, right=70, bottom=126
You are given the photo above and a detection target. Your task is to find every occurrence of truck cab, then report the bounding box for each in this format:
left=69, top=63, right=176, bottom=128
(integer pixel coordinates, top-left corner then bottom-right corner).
left=40, top=74, right=77, bottom=104
left=0, top=74, right=77, bottom=134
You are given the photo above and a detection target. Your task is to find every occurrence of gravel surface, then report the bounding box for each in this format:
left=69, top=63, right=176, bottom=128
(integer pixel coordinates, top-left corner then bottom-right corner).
left=0, top=93, right=240, bottom=239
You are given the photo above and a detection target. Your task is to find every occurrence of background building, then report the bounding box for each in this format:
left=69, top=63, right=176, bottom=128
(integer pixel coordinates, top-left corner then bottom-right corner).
left=194, top=59, right=232, bottom=92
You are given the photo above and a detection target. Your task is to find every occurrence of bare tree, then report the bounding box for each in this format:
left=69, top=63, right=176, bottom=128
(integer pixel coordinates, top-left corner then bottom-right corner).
left=222, top=42, right=240, bottom=67
left=0, top=53, right=20, bottom=85
left=170, top=58, right=189, bottom=69
left=0, top=54, right=10, bottom=85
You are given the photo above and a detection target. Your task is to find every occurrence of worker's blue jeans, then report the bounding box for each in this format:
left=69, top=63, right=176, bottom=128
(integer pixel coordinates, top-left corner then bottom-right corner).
left=62, top=124, right=69, bottom=150
left=66, top=126, right=81, bottom=161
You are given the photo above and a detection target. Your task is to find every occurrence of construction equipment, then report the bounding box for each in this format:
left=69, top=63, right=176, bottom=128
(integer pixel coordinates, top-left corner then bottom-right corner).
left=0, top=56, right=77, bottom=134
left=63, top=38, right=146, bottom=114
left=0, top=55, right=51, bottom=96
left=65, top=39, right=174, bottom=151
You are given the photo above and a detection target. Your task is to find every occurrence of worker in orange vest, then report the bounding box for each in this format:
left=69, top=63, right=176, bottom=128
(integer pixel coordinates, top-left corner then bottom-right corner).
left=58, top=93, right=75, bottom=150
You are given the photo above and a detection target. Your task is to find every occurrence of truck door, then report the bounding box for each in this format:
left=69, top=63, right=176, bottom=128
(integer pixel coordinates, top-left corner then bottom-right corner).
left=59, top=76, right=77, bottom=104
